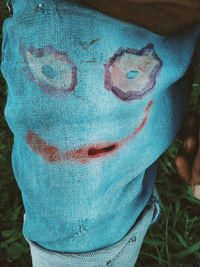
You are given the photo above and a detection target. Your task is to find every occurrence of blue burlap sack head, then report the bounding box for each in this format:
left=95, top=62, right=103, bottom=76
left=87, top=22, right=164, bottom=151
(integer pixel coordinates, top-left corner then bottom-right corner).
left=1, top=0, right=200, bottom=253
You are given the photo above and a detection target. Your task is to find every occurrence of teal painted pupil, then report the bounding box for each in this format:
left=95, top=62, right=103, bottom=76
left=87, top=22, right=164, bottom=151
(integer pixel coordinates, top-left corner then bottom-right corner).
left=42, top=64, right=58, bottom=79
left=126, top=71, right=139, bottom=79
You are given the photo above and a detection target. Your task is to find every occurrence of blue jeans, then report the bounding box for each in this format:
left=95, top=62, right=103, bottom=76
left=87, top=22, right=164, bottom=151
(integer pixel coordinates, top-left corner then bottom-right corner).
left=23, top=187, right=161, bottom=267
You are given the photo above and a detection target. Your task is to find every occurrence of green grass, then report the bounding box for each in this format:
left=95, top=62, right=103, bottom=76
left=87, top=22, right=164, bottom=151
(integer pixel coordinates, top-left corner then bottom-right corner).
left=0, top=1, right=200, bottom=266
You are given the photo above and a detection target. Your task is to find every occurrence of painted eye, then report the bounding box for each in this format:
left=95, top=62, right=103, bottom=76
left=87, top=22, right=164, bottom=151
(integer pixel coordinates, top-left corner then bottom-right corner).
left=22, top=45, right=77, bottom=97
left=104, top=43, right=162, bottom=101
left=126, top=70, right=139, bottom=79
left=41, top=64, right=58, bottom=79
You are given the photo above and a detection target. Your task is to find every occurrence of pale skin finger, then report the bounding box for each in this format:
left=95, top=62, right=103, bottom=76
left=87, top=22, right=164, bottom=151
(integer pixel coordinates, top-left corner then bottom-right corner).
left=191, top=120, right=200, bottom=200
left=175, top=155, right=191, bottom=183
left=175, top=116, right=199, bottom=183
left=175, top=115, right=200, bottom=200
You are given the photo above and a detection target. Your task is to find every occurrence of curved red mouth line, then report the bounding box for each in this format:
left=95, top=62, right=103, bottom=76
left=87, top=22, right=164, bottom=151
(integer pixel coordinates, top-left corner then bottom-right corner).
left=26, top=99, right=154, bottom=163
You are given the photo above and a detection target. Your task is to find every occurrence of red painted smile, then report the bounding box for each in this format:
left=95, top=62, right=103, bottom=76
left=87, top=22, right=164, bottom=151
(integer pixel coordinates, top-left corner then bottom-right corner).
left=26, top=100, right=154, bottom=164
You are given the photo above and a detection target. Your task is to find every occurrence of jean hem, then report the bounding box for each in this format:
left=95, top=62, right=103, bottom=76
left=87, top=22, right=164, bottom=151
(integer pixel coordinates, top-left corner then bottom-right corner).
left=22, top=186, right=161, bottom=266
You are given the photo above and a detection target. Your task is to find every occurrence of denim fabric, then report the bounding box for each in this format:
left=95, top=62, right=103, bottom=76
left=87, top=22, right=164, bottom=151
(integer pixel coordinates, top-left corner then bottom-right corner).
left=23, top=187, right=161, bottom=267
left=1, top=0, right=200, bottom=255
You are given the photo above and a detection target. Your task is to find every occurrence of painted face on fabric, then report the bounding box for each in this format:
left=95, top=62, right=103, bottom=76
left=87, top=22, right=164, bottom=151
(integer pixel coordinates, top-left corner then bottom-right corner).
left=21, top=43, right=161, bottom=100
left=104, top=44, right=162, bottom=101
left=25, top=100, right=153, bottom=164
left=21, top=45, right=77, bottom=97
left=21, top=43, right=162, bottom=164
